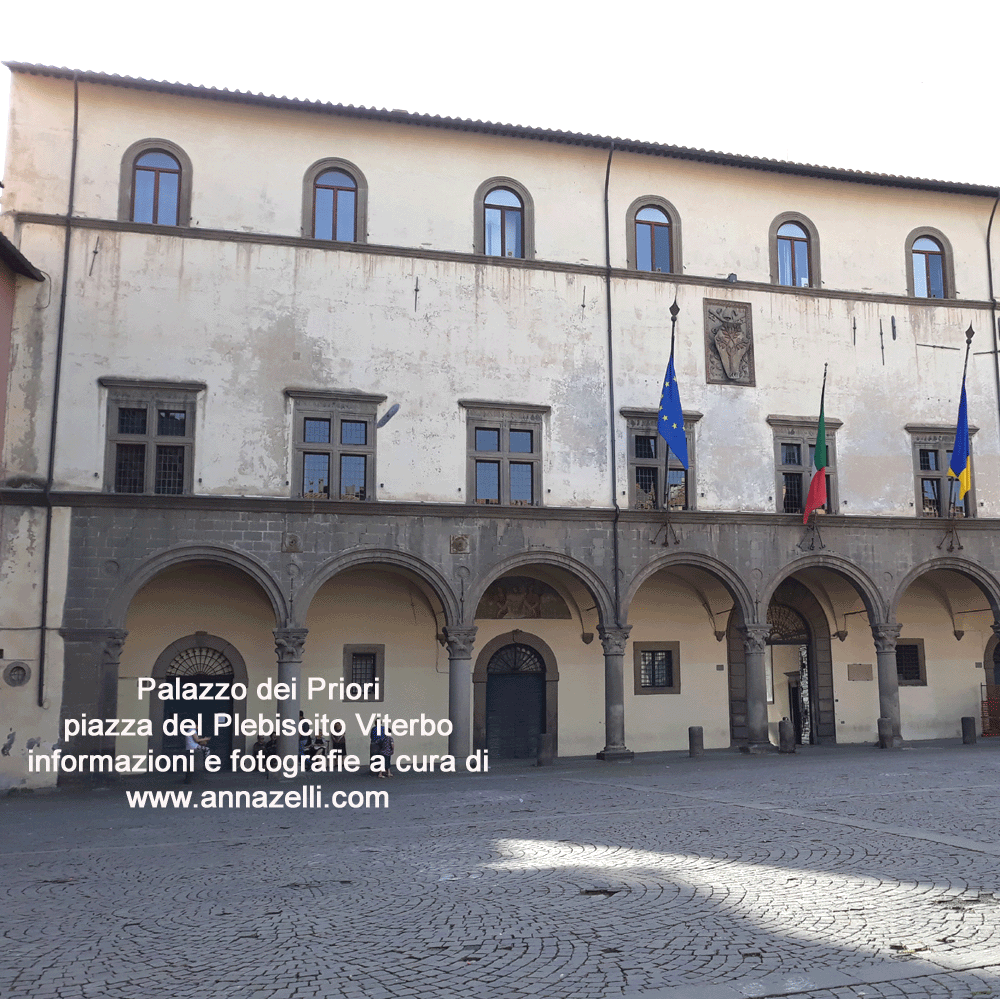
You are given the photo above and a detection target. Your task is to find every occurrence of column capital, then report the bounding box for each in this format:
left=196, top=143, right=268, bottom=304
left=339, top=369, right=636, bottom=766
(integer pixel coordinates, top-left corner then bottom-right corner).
left=739, top=624, right=771, bottom=654
left=871, top=622, right=902, bottom=653
left=443, top=626, right=477, bottom=659
left=58, top=628, right=128, bottom=663
left=991, top=621, right=1000, bottom=640
left=101, top=629, right=128, bottom=667
left=598, top=625, right=632, bottom=657
left=273, top=627, right=308, bottom=663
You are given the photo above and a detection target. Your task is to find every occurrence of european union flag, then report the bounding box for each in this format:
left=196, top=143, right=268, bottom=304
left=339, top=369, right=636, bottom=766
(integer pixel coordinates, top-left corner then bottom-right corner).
left=948, top=378, right=971, bottom=499
left=657, top=351, right=688, bottom=469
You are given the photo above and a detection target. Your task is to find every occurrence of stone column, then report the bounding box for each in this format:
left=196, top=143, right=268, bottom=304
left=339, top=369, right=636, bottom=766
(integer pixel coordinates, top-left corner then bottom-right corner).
left=58, top=628, right=128, bottom=780
left=443, top=626, right=477, bottom=759
left=872, top=622, right=903, bottom=748
left=740, top=624, right=773, bottom=752
left=597, top=625, right=634, bottom=761
left=273, top=627, right=308, bottom=759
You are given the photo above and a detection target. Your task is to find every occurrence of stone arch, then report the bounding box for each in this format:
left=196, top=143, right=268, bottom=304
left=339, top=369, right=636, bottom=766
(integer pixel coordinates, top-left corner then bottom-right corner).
left=467, top=552, right=616, bottom=631
left=473, top=630, right=558, bottom=756
left=107, top=545, right=287, bottom=630
left=984, top=631, right=1000, bottom=688
left=147, top=633, right=249, bottom=754
left=769, top=580, right=836, bottom=743
left=624, top=552, right=755, bottom=627
left=294, top=549, right=460, bottom=630
left=889, top=557, right=1000, bottom=623
left=760, top=554, right=887, bottom=626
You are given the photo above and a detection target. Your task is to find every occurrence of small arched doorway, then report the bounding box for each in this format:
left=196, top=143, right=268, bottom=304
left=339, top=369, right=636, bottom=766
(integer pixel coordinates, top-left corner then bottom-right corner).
left=161, top=646, right=235, bottom=757
left=150, top=634, right=248, bottom=756
left=767, top=604, right=812, bottom=745
left=485, top=643, right=546, bottom=759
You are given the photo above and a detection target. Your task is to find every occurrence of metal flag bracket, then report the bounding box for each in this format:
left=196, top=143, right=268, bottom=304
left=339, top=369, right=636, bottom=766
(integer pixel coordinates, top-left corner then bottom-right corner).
left=936, top=520, right=964, bottom=552
left=797, top=519, right=826, bottom=551
left=651, top=515, right=680, bottom=547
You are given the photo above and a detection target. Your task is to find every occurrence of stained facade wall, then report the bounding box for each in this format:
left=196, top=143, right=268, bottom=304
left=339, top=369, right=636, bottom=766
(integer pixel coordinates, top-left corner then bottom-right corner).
left=2, top=67, right=999, bottom=790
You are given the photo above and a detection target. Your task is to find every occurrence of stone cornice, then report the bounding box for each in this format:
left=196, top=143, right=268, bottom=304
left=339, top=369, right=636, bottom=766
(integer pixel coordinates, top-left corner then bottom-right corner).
left=13, top=213, right=996, bottom=311
left=6, top=488, right=997, bottom=531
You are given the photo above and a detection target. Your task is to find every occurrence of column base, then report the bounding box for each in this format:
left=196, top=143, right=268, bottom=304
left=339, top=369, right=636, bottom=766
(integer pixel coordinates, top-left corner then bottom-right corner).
left=876, top=717, right=903, bottom=749
left=739, top=741, right=776, bottom=755
left=596, top=747, right=634, bottom=762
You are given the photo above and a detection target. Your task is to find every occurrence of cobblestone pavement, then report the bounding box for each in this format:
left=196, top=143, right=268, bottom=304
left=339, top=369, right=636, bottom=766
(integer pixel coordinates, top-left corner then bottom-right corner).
left=3, top=741, right=1000, bottom=999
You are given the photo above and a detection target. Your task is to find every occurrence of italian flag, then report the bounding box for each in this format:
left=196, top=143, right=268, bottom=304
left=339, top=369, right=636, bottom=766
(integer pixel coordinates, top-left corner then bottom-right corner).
left=803, top=371, right=827, bottom=524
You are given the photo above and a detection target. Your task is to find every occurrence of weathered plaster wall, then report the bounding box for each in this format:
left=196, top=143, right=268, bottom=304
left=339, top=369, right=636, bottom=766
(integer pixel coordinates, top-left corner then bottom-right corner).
left=0, top=505, right=70, bottom=790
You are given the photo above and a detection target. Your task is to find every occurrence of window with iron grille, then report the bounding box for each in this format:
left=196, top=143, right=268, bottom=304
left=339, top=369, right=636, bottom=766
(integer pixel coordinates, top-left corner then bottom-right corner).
left=895, top=640, right=926, bottom=686
left=342, top=644, right=384, bottom=700
left=623, top=410, right=698, bottom=511
left=632, top=641, right=681, bottom=695
left=768, top=416, right=841, bottom=516
left=907, top=426, right=975, bottom=519
left=462, top=402, right=547, bottom=507
left=351, top=652, right=377, bottom=686
left=288, top=390, right=384, bottom=501
left=102, top=379, right=202, bottom=495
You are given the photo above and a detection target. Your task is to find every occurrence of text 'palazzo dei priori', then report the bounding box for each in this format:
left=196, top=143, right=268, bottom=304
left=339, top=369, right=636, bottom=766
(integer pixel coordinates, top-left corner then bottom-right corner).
left=2, top=62, right=1000, bottom=790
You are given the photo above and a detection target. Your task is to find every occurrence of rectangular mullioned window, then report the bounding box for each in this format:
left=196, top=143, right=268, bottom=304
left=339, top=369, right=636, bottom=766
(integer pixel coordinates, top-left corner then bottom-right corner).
left=621, top=408, right=700, bottom=512
left=906, top=425, right=975, bottom=519
left=101, top=378, right=203, bottom=496
left=287, top=389, right=386, bottom=501
left=461, top=401, right=548, bottom=507
left=768, top=415, right=842, bottom=516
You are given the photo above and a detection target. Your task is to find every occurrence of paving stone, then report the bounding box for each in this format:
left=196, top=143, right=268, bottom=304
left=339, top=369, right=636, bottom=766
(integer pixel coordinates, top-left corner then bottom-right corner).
left=3, top=742, right=1000, bottom=998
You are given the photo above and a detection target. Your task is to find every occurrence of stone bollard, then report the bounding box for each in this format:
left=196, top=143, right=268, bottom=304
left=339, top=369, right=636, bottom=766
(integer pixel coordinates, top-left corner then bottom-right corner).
left=778, top=718, right=796, bottom=753
left=961, top=717, right=977, bottom=745
left=536, top=733, right=555, bottom=766
left=877, top=717, right=895, bottom=749
left=688, top=726, right=704, bottom=757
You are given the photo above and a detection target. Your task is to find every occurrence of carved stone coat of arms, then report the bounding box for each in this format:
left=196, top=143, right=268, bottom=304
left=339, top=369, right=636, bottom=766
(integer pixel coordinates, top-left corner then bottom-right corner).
left=704, top=299, right=755, bottom=386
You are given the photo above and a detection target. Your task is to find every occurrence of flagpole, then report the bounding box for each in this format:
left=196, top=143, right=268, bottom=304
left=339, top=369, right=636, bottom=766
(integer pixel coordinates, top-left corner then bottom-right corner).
left=949, top=325, right=976, bottom=519
left=663, top=298, right=679, bottom=512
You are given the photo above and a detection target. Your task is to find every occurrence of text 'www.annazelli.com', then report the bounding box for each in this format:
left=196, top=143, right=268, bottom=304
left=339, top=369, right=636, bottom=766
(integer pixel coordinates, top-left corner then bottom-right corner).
left=125, top=786, right=388, bottom=809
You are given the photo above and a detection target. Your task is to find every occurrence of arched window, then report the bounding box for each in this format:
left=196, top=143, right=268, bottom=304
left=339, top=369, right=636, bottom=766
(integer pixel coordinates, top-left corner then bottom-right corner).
left=769, top=213, right=820, bottom=288
left=314, top=169, right=357, bottom=241
left=634, top=206, right=671, bottom=272
left=777, top=222, right=810, bottom=287
left=133, top=152, right=180, bottom=225
left=905, top=228, right=955, bottom=299
left=626, top=197, right=682, bottom=273
left=912, top=237, right=944, bottom=297
left=473, top=177, right=535, bottom=259
left=301, top=158, right=368, bottom=243
left=119, top=139, right=193, bottom=227
left=484, top=188, right=523, bottom=258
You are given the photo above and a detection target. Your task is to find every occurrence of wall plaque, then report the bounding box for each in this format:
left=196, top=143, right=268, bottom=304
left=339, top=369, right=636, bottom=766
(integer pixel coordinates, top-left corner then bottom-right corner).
left=704, top=299, right=755, bottom=386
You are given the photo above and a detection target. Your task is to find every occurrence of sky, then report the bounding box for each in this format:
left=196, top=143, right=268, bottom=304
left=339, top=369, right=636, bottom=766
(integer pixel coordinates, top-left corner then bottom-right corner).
left=1, top=0, right=996, bottom=190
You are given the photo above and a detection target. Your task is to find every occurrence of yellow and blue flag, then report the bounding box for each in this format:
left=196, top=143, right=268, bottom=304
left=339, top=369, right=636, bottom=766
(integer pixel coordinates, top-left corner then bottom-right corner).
left=657, top=350, right=688, bottom=469
left=948, top=378, right=971, bottom=498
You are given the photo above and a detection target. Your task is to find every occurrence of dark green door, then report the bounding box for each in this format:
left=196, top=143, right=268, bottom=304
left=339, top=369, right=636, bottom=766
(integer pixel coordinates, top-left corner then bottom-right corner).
left=485, top=643, right=546, bottom=760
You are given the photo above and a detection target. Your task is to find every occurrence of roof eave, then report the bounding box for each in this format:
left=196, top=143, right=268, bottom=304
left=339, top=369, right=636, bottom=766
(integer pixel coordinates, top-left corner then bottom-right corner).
left=5, top=62, right=998, bottom=198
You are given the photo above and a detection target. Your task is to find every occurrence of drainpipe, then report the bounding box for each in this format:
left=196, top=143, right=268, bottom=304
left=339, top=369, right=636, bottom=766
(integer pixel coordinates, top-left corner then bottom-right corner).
left=986, top=191, right=1000, bottom=462
left=36, top=71, right=79, bottom=707
left=603, top=141, right=623, bottom=627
